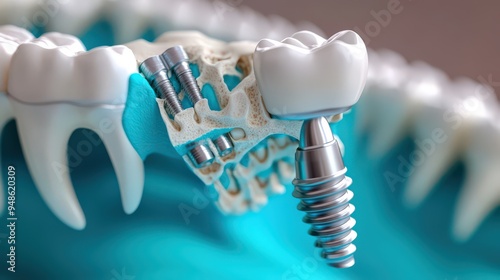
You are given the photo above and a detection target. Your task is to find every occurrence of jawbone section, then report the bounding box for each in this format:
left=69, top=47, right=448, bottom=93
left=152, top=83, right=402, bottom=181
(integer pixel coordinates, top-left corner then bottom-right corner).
left=126, top=31, right=305, bottom=213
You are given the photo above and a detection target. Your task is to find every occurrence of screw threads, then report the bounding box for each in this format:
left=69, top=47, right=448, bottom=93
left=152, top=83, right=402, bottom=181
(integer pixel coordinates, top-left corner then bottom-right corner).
left=188, top=144, right=215, bottom=168
left=293, top=167, right=357, bottom=268
left=293, top=117, right=356, bottom=268
left=214, top=134, right=234, bottom=156
left=174, top=62, right=203, bottom=104
left=156, top=79, right=182, bottom=115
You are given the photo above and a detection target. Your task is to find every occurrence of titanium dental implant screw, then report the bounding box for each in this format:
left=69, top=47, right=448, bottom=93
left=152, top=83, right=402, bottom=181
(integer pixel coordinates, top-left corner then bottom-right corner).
left=293, top=116, right=357, bottom=268
left=139, top=55, right=182, bottom=115
left=162, top=45, right=234, bottom=157
left=139, top=55, right=215, bottom=168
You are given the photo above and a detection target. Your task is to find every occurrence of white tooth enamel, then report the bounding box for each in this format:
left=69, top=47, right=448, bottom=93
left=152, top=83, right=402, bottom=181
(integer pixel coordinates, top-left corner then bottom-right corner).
left=254, top=30, right=368, bottom=118
left=32, top=32, right=86, bottom=53
left=9, top=43, right=135, bottom=104
left=0, top=25, right=34, bottom=43
left=8, top=37, right=143, bottom=229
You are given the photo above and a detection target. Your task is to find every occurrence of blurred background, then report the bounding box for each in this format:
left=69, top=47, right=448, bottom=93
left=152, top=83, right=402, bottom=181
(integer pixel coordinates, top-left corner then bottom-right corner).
left=246, top=0, right=500, bottom=92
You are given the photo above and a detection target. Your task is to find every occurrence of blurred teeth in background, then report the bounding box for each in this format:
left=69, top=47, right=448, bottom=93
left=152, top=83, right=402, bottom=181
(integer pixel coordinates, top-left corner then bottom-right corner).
left=359, top=47, right=500, bottom=241
left=126, top=32, right=306, bottom=215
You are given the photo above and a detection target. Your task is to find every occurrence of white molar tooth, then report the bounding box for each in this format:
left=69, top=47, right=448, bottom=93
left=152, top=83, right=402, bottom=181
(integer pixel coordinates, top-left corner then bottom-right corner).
left=9, top=43, right=135, bottom=104
left=254, top=30, right=368, bottom=118
left=8, top=37, right=143, bottom=229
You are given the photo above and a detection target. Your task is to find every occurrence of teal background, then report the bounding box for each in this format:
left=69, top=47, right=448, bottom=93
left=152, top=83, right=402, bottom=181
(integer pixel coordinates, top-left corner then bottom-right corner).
left=0, top=21, right=499, bottom=279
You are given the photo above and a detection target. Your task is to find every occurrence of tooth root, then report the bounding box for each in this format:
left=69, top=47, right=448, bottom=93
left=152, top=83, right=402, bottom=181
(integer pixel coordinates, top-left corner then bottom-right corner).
left=11, top=101, right=86, bottom=230
left=89, top=107, right=144, bottom=214
left=404, top=142, right=457, bottom=207
left=0, top=93, right=13, bottom=214
left=11, top=99, right=145, bottom=228
left=453, top=166, right=500, bottom=242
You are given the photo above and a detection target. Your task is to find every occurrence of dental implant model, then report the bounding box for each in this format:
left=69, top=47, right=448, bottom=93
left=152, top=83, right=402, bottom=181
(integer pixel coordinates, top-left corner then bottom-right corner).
left=139, top=54, right=215, bottom=168
left=254, top=30, right=368, bottom=267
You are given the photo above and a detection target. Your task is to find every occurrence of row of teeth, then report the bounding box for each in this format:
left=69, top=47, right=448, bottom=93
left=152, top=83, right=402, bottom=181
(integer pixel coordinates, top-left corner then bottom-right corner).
left=0, top=25, right=314, bottom=230
left=359, top=49, right=500, bottom=241
left=0, top=0, right=323, bottom=43
left=2, top=0, right=496, bottom=243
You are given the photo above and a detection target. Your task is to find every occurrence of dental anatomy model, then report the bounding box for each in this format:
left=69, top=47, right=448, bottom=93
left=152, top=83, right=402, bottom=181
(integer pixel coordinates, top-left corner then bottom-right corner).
left=0, top=0, right=498, bottom=268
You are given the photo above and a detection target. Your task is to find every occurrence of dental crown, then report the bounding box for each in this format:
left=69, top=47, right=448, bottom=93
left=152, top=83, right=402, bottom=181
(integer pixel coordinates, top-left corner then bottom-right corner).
left=253, top=30, right=368, bottom=119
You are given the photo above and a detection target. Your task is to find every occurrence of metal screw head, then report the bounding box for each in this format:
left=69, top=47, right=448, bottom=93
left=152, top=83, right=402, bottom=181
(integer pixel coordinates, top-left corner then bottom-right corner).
left=214, top=134, right=234, bottom=157
left=162, top=46, right=189, bottom=69
left=139, top=55, right=167, bottom=84
left=188, top=144, right=215, bottom=168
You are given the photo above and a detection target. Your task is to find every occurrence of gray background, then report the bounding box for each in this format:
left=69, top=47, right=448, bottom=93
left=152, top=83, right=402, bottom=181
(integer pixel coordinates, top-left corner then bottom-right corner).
left=245, top=0, right=500, bottom=93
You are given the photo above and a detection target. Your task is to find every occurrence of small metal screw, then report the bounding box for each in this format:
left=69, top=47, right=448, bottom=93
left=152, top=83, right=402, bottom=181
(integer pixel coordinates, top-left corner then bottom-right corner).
left=139, top=55, right=182, bottom=115
left=163, top=45, right=234, bottom=157
left=139, top=55, right=214, bottom=168
left=214, top=134, right=234, bottom=157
